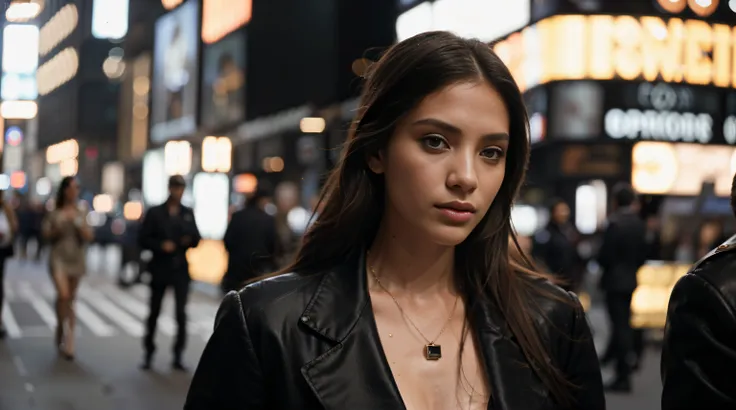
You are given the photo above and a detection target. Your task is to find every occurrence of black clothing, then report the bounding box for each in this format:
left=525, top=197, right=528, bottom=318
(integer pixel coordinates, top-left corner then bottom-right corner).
left=533, top=223, right=579, bottom=290
left=144, top=279, right=190, bottom=356
left=598, top=209, right=648, bottom=294
left=598, top=208, right=647, bottom=382
left=661, top=234, right=736, bottom=409
left=138, top=203, right=201, bottom=284
left=185, top=251, right=605, bottom=410
left=138, top=202, right=201, bottom=358
left=221, top=206, right=278, bottom=293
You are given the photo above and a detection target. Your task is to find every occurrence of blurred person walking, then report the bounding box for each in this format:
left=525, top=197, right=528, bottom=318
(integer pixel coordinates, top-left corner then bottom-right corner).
left=221, top=182, right=279, bottom=294
left=597, top=182, right=647, bottom=392
left=138, top=175, right=201, bottom=371
left=41, top=177, right=94, bottom=359
left=532, top=198, right=581, bottom=291
left=0, top=190, right=19, bottom=339
left=661, top=172, right=736, bottom=409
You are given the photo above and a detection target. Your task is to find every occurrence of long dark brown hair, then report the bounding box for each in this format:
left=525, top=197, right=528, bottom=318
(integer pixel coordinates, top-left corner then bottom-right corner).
left=55, top=176, right=76, bottom=209
left=283, top=31, right=573, bottom=404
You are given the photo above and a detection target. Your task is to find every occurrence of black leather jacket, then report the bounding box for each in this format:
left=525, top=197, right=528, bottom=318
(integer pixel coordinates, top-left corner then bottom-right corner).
left=185, top=251, right=604, bottom=410
left=662, top=234, right=736, bottom=409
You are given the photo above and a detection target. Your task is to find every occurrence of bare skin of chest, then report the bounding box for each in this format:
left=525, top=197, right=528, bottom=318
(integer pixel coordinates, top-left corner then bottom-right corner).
left=371, top=291, right=490, bottom=410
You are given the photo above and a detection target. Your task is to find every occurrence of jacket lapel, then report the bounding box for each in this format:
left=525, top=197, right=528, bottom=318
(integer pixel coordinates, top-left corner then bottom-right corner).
left=472, top=299, right=551, bottom=410
left=299, top=251, right=405, bottom=409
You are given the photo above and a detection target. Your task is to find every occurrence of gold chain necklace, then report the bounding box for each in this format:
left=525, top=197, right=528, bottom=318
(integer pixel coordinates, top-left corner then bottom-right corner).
left=368, top=262, right=459, bottom=361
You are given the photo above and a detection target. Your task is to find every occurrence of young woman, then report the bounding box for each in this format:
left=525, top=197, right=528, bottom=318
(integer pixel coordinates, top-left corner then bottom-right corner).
left=186, top=31, right=604, bottom=410
left=42, top=177, right=93, bottom=359
left=0, top=190, right=19, bottom=339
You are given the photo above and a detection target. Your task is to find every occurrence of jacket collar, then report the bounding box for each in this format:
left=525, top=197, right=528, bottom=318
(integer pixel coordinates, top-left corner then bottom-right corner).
left=299, top=249, right=550, bottom=410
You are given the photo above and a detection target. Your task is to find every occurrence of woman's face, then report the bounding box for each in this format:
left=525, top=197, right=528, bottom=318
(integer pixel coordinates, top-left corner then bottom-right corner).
left=65, top=179, right=79, bottom=202
left=368, top=81, right=510, bottom=246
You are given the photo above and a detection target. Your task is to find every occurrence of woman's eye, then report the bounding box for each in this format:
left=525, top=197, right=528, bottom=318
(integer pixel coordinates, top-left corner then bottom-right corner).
left=481, top=148, right=504, bottom=160
left=421, top=135, right=448, bottom=150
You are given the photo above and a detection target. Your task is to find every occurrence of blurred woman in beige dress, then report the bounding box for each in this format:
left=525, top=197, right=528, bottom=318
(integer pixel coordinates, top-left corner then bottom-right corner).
left=42, top=177, right=93, bottom=359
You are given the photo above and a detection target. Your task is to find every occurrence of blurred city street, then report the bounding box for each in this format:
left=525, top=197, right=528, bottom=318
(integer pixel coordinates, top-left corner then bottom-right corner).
left=0, top=246, right=662, bottom=410
left=0, top=246, right=218, bottom=410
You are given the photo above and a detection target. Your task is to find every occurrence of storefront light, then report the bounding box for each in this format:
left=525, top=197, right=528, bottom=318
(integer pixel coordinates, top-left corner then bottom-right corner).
left=123, top=201, right=143, bottom=220
left=59, top=158, right=78, bottom=177
left=5, top=1, right=44, bottom=22
left=164, top=141, right=192, bottom=176
left=39, top=4, right=78, bottom=57
left=0, top=101, right=37, bottom=119
left=93, top=194, right=114, bottom=213
left=300, top=117, right=326, bottom=134
left=46, top=139, right=79, bottom=164
left=37, top=47, right=79, bottom=96
left=495, top=14, right=736, bottom=92
left=201, top=136, right=232, bottom=173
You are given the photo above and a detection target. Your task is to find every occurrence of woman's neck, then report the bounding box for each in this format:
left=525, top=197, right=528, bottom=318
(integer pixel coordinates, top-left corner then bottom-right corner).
left=368, top=221, right=456, bottom=295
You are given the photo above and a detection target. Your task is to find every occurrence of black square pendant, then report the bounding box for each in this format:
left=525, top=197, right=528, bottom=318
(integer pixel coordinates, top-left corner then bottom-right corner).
left=424, top=344, right=442, bottom=360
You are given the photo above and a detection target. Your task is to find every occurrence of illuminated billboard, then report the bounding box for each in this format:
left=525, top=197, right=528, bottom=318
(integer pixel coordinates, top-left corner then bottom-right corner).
left=494, top=14, right=736, bottom=92
left=631, top=141, right=736, bottom=196
left=150, top=0, right=200, bottom=143
left=201, top=31, right=245, bottom=130
left=201, top=0, right=251, bottom=44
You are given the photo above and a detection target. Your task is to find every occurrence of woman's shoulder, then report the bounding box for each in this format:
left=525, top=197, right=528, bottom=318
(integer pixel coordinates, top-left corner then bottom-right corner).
left=224, top=271, right=327, bottom=326
left=526, top=278, right=586, bottom=333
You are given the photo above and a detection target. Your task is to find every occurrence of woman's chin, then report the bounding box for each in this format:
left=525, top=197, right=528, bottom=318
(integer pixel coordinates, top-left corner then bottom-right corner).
left=425, top=225, right=475, bottom=247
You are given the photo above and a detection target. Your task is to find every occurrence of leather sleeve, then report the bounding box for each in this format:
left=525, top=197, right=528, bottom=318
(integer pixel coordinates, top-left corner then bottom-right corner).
left=561, top=292, right=606, bottom=410
left=661, top=274, right=736, bottom=409
left=184, top=291, right=266, bottom=409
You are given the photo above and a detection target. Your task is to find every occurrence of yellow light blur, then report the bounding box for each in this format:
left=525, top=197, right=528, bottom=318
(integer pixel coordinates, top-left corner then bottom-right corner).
left=39, top=4, right=78, bottom=57
left=187, top=239, right=228, bottom=284
left=46, top=139, right=79, bottom=164
left=494, top=14, right=736, bottom=92
left=201, top=136, right=232, bottom=173
left=59, top=158, right=78, bottom=176
left=162, top=0, right=183, bottom=10
left=123, top=201, right=143, bottom=221
left=92, top=194, right=114, bottom=213
left=233, top=173, right=257, bottom=194
left=0, top=101, right=37, bottom=119
left=632, top=142, right=736, bottom=196
left=133, top=76, right=150, bottom=96
left=262, top=156, right=284, bottom=173
left=202, top=0, right=252, bottom=44
left=6, top=0, right=43, bottom=22
left=657, top=0, right=687, bottom=13
left=164, top=141, right=192, bottom=176
left=687, top=0, right=719, bottom=16
left=299, top=117, right=326, bottom=134
left=631, top=262, right=691, bottom=328
left=37, top=47, right=79, bottom=96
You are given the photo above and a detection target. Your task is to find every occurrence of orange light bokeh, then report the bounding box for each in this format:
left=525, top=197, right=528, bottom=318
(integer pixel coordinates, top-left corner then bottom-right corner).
left=202, top=0, right=252, bottom=44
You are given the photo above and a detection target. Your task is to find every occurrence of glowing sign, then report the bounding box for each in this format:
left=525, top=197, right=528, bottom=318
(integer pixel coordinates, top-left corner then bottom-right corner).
left=631, top=141, right=736, bottom=196
left=201, top=136, right=232, bottom=173
left=494, top=15, right=736, bottom=92
left=5, top=126, right=23, bottom=147
left=201, top=0, right=252, bottom=44
left=39, top=4, right=78, bottom=57
left=656, top=0, right=720, bottom=17
left=36, top=47, right=79, bottom=96
left=605, top=109, right=714, bottom=144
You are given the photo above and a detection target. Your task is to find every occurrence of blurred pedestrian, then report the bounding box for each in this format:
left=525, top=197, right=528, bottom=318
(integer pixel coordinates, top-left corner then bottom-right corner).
left=597, top=182, right=648, bottom=392
left=42, top=177, right=94, bottom=359
left=532, top=198, right=581, bottom=291
left=221, top=182, right=279, bottom=294
left=0, top=190, right=19, bottom=339
left=138, top=175, right=201, bottom=371
left=661, top=172, right=736, bottom=409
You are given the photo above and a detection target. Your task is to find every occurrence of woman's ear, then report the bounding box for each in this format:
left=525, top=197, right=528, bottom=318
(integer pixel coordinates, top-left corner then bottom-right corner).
left=366, top=150, right=385, bottom=174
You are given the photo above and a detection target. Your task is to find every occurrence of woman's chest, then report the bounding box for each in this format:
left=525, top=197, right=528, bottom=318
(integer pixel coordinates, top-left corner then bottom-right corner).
left=371, top=298, right=490, bottom=410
